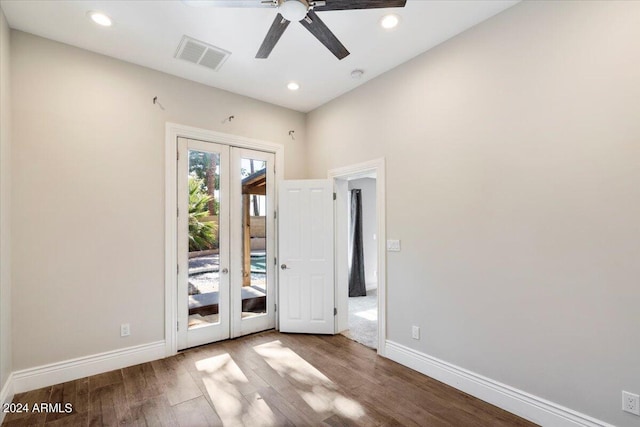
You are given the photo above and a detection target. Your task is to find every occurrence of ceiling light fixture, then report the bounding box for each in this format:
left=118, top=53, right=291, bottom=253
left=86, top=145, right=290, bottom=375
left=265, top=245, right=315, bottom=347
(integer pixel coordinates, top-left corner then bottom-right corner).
left=287, top=82, right=300, bottom=91
left=351, top=69, right=364, bottom=79
left=87, top=11, right=112, bottom=27
left=279, top=0, right=309, bottom=22
left=380, top=14, right=399, bottom=30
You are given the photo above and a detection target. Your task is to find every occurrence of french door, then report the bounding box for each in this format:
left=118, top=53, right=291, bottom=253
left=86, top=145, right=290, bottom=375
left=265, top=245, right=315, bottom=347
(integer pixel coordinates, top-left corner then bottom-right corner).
left=177, top=137, right=275, bottom=350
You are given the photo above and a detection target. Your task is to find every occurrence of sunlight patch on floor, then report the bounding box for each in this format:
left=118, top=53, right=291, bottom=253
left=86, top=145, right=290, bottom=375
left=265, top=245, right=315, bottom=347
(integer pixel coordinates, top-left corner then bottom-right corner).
left=243, top=392, right=277, bottom=426
left=196, top=353, right=262, bottom=425
left=354, top=308, right=377, bottom=321
left=253, top=340, right=365, bottom=420
left=196, top=353, right=249, bottom=385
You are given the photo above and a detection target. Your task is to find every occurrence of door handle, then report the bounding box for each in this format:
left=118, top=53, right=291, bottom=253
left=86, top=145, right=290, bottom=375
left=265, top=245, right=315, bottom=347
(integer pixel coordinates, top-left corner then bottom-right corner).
left=221, top=268, right=229, bottom=274
left=280, top=264, right=289, bottom=270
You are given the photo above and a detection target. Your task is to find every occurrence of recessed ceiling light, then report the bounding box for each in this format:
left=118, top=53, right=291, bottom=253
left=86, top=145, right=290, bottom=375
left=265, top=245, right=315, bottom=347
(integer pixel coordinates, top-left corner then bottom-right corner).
left=287, top=82, right=300, bottom=91
left=87, top=11, right=112, bottom=27
left=380, top=14, right=399, bottom=30
left=351, top=69, right=364, bottom=79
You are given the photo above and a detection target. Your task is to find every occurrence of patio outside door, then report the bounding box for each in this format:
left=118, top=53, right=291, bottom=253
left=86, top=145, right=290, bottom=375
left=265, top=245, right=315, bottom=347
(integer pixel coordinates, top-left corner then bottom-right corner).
left=177, top=138, right=275, bottom=350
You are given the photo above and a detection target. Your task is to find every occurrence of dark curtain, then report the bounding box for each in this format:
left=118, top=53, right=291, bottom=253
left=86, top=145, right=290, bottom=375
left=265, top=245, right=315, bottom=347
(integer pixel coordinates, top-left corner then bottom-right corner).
left=349, top=189, right=367, bottom=297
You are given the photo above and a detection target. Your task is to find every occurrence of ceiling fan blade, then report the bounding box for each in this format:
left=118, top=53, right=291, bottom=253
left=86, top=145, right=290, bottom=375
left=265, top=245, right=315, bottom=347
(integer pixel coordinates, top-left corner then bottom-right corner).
left=313, top=0, right=406, bottom=12
left=256, top=13, right=291, bottom=58
left=300, top=10, right=350, bottom=60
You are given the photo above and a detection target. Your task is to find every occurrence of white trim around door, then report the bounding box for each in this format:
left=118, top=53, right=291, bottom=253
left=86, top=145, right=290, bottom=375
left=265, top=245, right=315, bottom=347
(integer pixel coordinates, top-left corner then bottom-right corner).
left=165, top=123, right=284, bottom=357
left=328, top=158, right=386, bottom=356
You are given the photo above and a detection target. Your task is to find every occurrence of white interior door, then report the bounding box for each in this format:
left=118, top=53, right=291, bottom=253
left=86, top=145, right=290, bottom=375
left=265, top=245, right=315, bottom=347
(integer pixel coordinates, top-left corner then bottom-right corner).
left=278, top=180, right=335, bottom=334
left=178, top=138, right=276, bottom=350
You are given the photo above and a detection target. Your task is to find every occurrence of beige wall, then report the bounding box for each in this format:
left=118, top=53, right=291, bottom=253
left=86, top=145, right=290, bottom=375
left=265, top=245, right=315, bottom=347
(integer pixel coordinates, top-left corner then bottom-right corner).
left=307, top=1, right=640, bottom=426
left=0, top=7, right=12, bottom=394
left=10, top=31, right=307, bottom=370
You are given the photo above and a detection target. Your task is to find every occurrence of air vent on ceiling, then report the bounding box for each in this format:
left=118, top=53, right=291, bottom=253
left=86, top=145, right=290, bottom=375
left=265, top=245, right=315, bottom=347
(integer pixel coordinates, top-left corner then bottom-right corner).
left=175, top=36, right=231, bottom=72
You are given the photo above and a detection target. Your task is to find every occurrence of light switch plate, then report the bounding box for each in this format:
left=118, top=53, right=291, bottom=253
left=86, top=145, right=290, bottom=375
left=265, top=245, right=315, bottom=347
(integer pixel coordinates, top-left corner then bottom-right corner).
left=387, top=239, right=401, bottom=252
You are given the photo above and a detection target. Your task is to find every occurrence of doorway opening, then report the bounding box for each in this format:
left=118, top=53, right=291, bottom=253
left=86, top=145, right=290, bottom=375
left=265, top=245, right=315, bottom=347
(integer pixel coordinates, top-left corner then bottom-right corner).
left=342, top=178, right=378, bottom=348
left=329, top=159, right=386, bottom=355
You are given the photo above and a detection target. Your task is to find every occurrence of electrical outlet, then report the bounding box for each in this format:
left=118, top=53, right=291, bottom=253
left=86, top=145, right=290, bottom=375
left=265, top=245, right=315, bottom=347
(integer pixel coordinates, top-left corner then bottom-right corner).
left=411, top=325, right=420, bottom=340
left=623, top=391, right=640, bottom=416
left=120, top=323, right=130, bottom=337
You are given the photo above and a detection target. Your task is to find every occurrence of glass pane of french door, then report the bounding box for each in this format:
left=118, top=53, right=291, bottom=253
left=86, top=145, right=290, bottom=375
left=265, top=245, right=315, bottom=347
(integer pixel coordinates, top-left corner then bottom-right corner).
left=240, top=157, right=267, bottom=318
left=187, top=149, right=221, bottom=327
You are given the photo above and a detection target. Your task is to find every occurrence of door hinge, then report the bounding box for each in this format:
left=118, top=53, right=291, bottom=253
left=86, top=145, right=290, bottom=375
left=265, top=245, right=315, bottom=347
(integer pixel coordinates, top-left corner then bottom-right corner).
left=177, top=151, right=179, bottom=161
left=177, top=207, right=179, bottom=217
left=333, top=192, right=336, bottom=200
left=274, top=257, right=277, bottom=266
left=334, top=307, right=337, bottom=316
left=177, top=264, right=179, bottom=274
left=274, top=211, right=277, bottom=219
left=177, top=321, right=179, bottom=331
left=274, top=303, right=277, bottom=313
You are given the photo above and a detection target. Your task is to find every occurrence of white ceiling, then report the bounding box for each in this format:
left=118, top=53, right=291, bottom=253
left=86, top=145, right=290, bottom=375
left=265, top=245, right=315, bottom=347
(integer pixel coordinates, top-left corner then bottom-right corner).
left=0, top=0, right=519, bottom=112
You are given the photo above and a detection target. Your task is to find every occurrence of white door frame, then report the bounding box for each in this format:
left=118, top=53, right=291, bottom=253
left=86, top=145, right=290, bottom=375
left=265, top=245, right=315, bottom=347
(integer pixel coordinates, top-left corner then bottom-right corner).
left=328, top=158, right=387, bottom=356
left=165, top=122, right=284, bottom=357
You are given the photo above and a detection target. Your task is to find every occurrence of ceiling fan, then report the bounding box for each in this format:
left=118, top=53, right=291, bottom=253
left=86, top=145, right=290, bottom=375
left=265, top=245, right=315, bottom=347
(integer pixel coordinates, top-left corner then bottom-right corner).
left=184, top=0, right=407, bottom=60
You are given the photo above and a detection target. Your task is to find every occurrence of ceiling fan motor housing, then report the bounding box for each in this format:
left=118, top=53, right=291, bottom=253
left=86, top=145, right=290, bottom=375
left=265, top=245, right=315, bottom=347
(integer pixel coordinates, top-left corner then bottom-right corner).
left=279, top=0, right=309, bottom=22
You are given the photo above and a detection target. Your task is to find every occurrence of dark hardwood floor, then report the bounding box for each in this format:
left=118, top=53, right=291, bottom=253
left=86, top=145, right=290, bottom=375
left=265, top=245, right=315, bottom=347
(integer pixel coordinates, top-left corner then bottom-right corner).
left=2, top=331, right=537, bottom=426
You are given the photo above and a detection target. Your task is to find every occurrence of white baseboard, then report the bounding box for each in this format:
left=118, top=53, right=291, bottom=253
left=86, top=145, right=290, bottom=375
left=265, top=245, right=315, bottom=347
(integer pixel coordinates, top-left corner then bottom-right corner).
left=0, top=372, right=15, bottom=424
left=385, top=340, right=612, bottom=427
left=12, top=341, right=165, bottom=394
